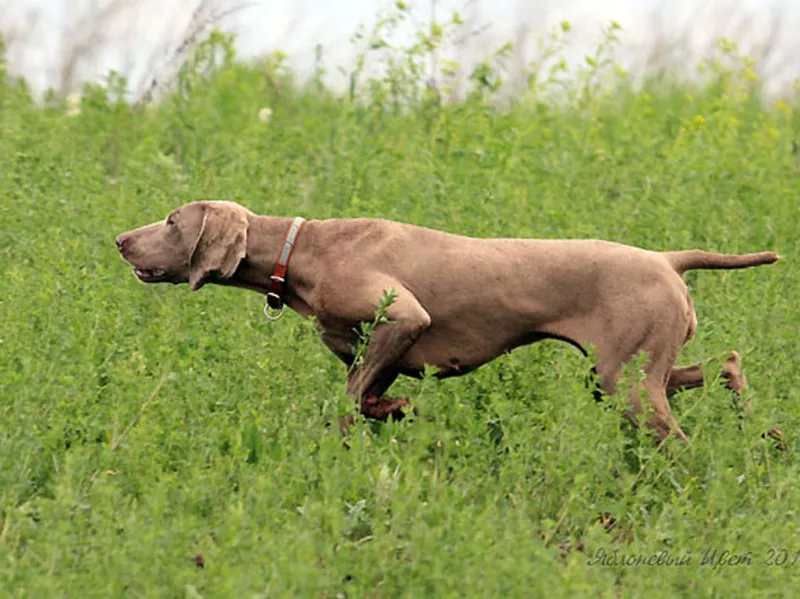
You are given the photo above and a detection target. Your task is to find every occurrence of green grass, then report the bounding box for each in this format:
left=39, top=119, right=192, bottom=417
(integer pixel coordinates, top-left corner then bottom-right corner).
left=1, top=23, right=799, bottom=598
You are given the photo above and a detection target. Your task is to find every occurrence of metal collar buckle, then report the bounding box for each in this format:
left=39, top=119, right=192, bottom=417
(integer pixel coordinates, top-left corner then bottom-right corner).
left=264, top=294, right=285, bottom=321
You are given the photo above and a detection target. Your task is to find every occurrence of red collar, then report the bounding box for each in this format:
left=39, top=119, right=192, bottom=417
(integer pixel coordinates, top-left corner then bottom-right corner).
left=265, top=217, right=307, bottom=320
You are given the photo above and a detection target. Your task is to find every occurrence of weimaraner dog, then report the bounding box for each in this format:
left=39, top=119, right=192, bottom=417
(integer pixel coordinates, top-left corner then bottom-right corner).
left=116, top=200, right=779, bottom=443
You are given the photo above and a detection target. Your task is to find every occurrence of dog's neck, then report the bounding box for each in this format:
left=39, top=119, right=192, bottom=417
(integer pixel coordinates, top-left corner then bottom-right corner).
left=227, top=214, right=317, bottom=317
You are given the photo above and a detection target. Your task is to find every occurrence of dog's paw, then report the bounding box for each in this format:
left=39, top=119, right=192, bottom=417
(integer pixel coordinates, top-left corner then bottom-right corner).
left=762, top=428, right=787, bottom=452
left=722, top=350, right=748, bottom=396
left=361, top=396, right=411, bottom=421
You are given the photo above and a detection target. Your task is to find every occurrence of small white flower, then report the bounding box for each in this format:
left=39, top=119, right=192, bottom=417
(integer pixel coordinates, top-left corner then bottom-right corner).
left=258, top=107, right=273, bottom=122
left=65, top=93, right=81, bottom=117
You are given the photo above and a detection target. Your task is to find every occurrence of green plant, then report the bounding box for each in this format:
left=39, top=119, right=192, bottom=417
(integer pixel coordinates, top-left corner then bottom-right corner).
left=0, top=5, right=798, bottom=596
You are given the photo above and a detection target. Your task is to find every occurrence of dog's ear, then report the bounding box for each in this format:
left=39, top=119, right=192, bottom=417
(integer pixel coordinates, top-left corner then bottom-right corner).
left=188, top=203, right=248, bottom=291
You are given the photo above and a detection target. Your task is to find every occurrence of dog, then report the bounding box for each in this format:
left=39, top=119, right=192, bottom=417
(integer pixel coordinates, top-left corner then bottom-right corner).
left=116, top=200, right=779, bottom=442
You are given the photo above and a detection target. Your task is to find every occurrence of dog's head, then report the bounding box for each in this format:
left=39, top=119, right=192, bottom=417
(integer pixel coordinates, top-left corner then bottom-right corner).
left=115, top=200, right=250, bottom=291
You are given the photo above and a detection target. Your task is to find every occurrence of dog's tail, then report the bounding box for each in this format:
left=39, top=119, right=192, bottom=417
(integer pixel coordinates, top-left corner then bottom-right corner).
left=664, top=249, right=780, bottom=275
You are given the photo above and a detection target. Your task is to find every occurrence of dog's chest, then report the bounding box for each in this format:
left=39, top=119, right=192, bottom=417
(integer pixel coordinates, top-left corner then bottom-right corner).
left=318, top=326, right=360, bottom=356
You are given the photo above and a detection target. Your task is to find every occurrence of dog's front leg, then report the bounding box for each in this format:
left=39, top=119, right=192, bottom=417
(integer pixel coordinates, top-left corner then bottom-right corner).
left=345, top=289, right=431, bottom=421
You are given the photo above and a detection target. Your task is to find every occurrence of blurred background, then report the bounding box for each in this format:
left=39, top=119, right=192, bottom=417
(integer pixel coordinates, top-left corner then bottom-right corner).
left=2, top=0, right=799, bottom=101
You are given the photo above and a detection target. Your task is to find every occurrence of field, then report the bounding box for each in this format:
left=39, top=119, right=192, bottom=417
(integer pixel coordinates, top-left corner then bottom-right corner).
left=1, top=22, right=799, bottom=597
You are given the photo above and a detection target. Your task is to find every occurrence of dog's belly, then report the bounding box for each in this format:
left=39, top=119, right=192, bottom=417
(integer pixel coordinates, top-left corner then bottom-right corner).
left=399, top=325, right=532, bottom=377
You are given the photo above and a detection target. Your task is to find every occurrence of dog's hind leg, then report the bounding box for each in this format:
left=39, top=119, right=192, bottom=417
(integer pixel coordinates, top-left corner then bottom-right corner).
left=596, top=356, right=688, bottom=445
left=666, top=351, right=748, bottom=397
left=588, top=291, right=693, bottom=444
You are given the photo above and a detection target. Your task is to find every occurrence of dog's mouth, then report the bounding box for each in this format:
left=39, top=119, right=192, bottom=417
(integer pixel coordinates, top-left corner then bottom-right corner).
left=132, top=267, right=168, bottom=282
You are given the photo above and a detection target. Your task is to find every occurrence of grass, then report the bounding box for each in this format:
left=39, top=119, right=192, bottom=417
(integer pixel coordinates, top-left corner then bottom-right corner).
left=1, top=19, right=799, bottom=597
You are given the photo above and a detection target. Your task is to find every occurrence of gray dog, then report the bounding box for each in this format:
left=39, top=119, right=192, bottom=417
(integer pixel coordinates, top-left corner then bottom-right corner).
left=116, top=200, right=779, bottom=443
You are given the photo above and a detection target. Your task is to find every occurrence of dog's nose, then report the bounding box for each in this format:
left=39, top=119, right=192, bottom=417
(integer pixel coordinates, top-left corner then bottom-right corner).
left=115, top=235, right=127, bottom=253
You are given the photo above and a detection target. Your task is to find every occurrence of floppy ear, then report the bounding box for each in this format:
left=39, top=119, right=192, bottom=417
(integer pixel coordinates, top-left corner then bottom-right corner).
left=188, top=203, right=248, bottom=291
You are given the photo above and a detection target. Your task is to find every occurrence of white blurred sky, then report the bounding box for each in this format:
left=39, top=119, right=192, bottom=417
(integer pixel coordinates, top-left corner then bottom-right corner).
left=3, top=0, right=799, bottom=95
